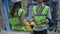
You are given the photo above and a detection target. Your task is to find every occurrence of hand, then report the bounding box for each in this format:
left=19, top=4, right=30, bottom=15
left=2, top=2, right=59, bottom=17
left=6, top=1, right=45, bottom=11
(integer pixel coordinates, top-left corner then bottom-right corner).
left=42, top=20, right=48, bottom=24
left=36, top=22, right=41, bottom=25
left=29, top=18, right=34, bottom=22
left=42, top=20, right=46, bottom=23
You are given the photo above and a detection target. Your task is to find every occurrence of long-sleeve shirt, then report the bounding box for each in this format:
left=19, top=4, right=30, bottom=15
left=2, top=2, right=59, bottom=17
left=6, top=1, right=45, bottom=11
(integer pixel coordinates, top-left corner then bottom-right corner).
left=28, top=3, right=52, bottom=31
left=33, top=3, right=52, bottom=31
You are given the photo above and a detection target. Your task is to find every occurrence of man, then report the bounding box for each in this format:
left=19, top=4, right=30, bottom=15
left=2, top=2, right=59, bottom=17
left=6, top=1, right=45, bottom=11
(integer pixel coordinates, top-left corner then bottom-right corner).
left=32, top=0, right=52, bottom=34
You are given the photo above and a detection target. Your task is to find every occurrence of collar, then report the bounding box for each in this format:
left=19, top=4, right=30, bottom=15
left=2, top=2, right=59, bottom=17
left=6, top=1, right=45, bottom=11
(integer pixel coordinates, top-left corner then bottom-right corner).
left=37, top=3, right=45, bottom=7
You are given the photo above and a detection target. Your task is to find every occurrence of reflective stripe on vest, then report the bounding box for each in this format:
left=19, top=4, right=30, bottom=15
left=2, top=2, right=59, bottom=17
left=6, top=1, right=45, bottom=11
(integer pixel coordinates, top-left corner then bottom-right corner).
left=33, top=6, right=49, bottom=28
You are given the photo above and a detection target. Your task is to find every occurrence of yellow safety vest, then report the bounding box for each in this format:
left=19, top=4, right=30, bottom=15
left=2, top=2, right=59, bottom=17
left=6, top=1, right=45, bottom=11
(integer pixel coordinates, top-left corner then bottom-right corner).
left=33, top=6, right=49, bottom=28
left=8, top=8, right=25, bottom=30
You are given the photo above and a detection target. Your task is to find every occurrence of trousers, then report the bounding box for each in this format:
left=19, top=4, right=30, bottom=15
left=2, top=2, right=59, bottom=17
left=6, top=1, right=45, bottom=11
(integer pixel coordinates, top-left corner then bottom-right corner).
left=33, top=29, right=47, bottom=34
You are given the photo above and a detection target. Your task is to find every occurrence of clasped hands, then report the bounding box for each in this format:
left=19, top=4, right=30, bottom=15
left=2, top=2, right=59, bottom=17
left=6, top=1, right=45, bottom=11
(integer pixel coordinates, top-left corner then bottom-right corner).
left=36, top=20, right=47, bottom=25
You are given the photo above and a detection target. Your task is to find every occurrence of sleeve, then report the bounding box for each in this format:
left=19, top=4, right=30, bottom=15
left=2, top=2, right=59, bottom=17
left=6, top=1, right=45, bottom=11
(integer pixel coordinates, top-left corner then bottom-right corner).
left=47, top=8, right=52, bottom=20
left=46, top=8, right=52, bottom=22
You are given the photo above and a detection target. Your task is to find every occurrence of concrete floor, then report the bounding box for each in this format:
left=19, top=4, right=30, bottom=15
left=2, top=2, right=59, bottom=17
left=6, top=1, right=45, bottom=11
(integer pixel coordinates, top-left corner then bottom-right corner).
left=0, top=31, right=31, bottom=34
left=0, top=31, right=60, bottom=34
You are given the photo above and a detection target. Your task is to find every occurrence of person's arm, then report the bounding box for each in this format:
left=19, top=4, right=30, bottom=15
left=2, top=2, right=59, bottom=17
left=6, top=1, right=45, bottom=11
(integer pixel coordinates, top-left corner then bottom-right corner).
left=42, top=8, right=52, bottom=23
left=46, top=8, right=52, bottom=22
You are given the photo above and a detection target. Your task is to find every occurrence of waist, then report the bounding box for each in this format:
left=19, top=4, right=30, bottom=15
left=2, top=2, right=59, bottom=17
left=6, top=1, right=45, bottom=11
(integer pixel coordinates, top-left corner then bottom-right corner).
left=34, top=23, right=47, bottom=28
left=34, top=16, right=46, bottom=22
left=33, top=26, right=47, bottom=31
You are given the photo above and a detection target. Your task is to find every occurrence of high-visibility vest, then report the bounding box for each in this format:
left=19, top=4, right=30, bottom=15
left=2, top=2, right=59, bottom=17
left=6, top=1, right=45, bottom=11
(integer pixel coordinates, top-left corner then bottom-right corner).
left=33, top=6, right=49, bottom=28
left=8, top=8, right=25, bottom=30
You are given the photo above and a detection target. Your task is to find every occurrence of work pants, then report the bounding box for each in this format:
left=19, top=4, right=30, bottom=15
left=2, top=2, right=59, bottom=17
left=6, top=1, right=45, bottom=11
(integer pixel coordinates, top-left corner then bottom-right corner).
left=33, top=29, right=47, bottom=34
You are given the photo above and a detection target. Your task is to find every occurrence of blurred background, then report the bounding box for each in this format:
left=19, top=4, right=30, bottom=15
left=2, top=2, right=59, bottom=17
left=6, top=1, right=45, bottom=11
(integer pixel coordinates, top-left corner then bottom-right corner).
left=0, top=0, right=60, bottom=34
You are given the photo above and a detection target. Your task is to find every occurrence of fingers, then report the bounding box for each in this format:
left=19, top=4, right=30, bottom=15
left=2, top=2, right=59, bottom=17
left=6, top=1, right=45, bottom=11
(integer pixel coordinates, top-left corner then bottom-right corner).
left=36, top=22, right=41, bottom=25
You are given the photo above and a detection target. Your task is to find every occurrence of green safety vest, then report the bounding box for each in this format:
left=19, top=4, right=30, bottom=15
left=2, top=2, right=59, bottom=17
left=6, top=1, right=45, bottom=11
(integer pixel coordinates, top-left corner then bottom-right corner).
left=33, top=6, right=49, bottom=28
left=8, top=8, right=25, bottom=30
